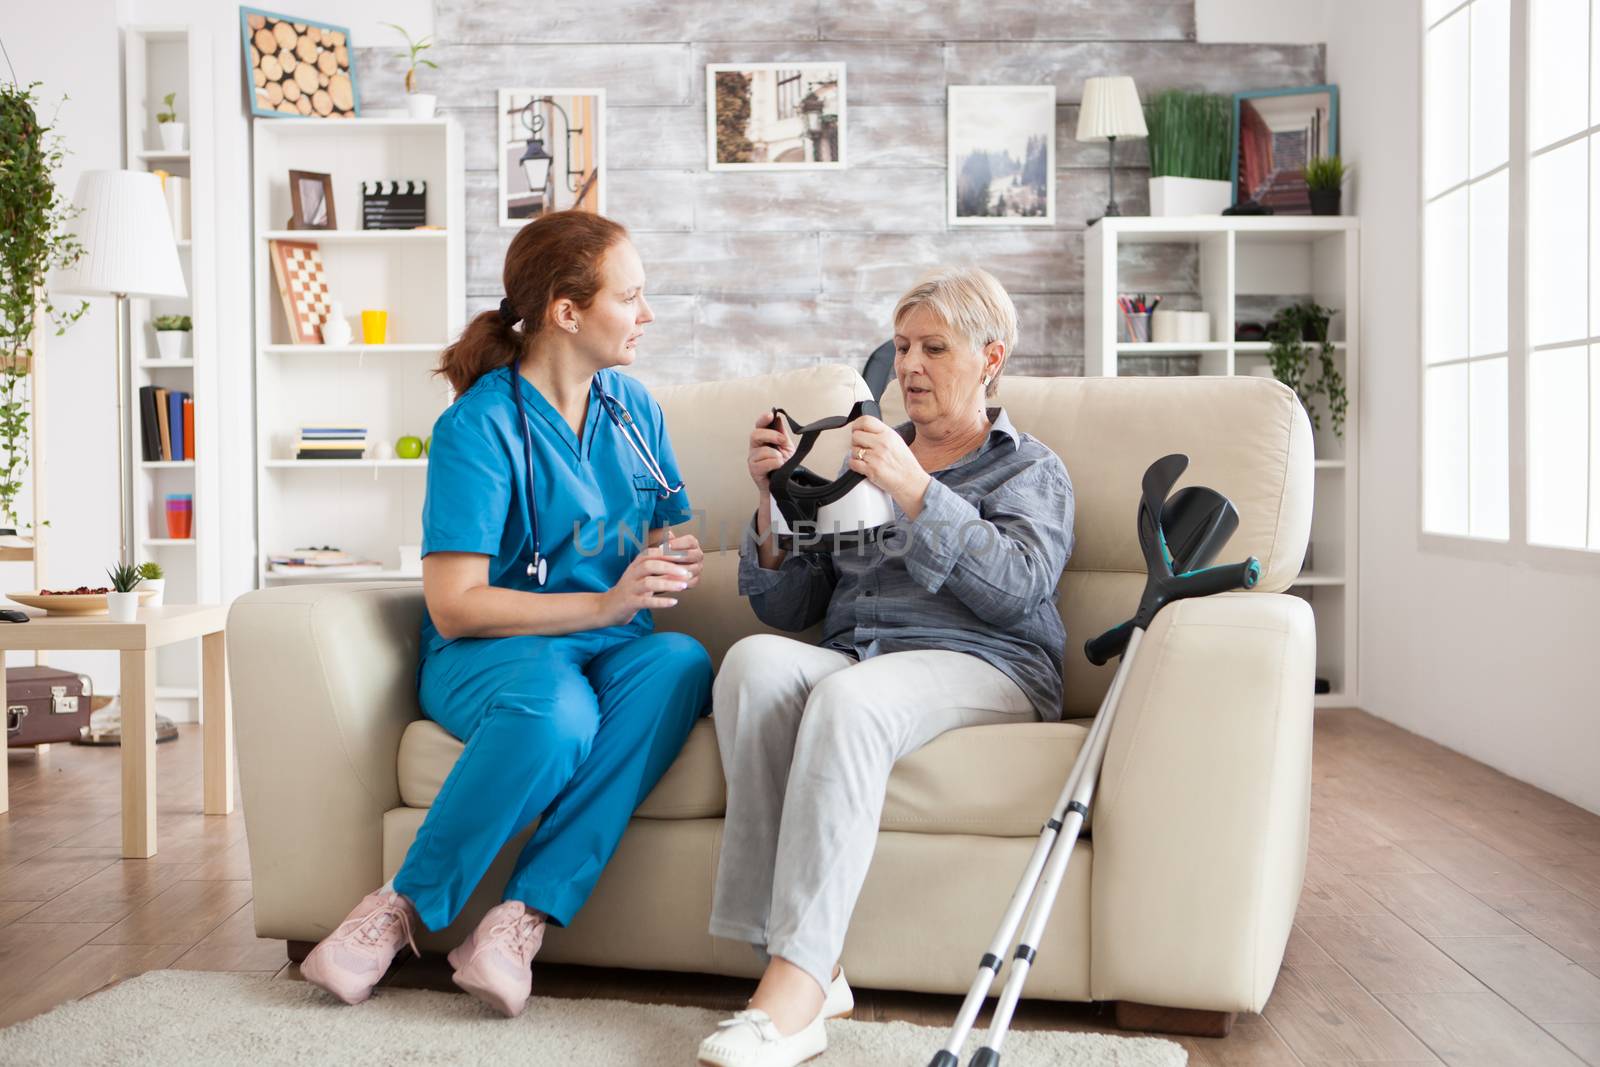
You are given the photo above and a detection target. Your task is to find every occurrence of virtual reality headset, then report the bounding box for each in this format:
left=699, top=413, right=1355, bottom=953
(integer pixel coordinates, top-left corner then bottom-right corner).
left=767, top=399, right=899, bottom=552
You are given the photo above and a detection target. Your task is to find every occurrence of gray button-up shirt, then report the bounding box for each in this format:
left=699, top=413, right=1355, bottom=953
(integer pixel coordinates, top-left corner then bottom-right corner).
left=738, top=407, right=1075, bottom=721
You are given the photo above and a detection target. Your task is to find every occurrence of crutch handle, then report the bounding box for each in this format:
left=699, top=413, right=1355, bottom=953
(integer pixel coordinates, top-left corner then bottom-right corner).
left=1084, top=619, right=1135, bottom=667
left=1174, top=556, right=1261, bottom=598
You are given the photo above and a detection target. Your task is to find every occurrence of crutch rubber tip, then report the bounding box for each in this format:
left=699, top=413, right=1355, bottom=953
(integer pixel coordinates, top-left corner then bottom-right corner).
left=969, top=1049, right=1001, bottom=1067
left=927, top=1053, right=960, bottom=1067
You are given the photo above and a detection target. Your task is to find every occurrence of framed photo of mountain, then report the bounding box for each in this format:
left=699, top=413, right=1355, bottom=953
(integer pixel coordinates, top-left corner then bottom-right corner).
left=947, top=85, right=1055, bottom=226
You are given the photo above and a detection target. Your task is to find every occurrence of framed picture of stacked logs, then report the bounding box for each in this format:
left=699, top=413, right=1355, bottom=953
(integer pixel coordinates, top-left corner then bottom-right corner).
left=240, top=8, right=360, bottom=119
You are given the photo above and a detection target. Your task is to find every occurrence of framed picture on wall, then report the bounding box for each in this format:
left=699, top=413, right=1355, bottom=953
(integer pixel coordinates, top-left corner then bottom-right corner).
left=498, top=88, right=606, bottom=228
left=240, top=8, right=360, bottom=119
left=1231, top=85, right=1339, bottom=214
left=947, top=85, right=1056, bottom=226
left=707, top=63, right=846, bottom=171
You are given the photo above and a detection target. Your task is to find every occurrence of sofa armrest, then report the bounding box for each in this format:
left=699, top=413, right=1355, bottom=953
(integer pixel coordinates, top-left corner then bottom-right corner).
left=228, top=583, right=425, bottom=941
left=1088, top=591, right=1314, bottom=1013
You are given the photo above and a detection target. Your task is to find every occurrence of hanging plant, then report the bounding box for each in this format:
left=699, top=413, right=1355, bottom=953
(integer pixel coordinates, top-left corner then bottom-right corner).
left=1264, top=301, right=1347, bottom=439
left=0, top=81, right=86, bottom=532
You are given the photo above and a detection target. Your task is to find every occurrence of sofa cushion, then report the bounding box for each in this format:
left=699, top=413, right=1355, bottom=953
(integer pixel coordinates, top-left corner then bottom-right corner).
left=398, top=716, right=1090, bottom=837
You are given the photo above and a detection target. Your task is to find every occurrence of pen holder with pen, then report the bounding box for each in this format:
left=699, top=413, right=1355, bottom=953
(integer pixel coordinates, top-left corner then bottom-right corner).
left=1119, top=312, right=1154, bottom=343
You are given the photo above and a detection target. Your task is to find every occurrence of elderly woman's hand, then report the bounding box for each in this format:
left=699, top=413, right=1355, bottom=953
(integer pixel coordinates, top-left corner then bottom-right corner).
left=849, top=415, right=932, bottom=517
left=747, top=411, right=795, bottom=496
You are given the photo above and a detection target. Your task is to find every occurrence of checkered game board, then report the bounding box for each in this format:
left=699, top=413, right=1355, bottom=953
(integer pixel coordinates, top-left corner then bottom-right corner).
left=269, top=239, right=332, bottom=344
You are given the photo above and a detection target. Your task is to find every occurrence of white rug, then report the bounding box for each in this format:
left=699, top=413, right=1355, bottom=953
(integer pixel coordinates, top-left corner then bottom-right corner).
left=0, top=970, right=1186, bottom=1066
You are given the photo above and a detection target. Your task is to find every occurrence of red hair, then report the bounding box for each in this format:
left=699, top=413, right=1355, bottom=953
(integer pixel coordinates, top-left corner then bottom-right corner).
left=436, top=210, right=628, bottom=395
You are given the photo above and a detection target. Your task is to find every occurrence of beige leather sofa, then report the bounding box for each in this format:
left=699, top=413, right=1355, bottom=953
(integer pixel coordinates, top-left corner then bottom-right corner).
left=230, top=365, right=1314, bottom=1034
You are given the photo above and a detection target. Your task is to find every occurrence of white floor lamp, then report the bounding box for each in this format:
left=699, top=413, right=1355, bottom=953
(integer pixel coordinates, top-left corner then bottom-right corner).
left=51, top=170, right=188, bottom=744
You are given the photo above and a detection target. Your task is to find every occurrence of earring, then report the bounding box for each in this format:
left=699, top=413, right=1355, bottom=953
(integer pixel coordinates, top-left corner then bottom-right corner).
left=568, top=324, right=579, bottom=333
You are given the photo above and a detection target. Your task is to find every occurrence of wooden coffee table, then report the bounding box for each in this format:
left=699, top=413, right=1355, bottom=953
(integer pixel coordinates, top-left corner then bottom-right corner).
left=0, top=604, right=231, bottom=857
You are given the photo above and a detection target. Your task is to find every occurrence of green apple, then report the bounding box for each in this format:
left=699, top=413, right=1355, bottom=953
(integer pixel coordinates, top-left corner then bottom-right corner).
left=424, top=435, right=431, bottom=456
left=396, top=435, right=424, bottom=459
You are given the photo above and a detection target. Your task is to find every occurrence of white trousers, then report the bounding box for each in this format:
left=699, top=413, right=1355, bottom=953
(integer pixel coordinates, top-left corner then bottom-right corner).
left=708, top=634, right=1034, bottom=992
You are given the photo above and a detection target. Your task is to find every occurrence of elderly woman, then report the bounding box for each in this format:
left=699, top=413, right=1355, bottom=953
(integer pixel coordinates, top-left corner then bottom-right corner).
left=696, top=267, right=1075, bottom=1067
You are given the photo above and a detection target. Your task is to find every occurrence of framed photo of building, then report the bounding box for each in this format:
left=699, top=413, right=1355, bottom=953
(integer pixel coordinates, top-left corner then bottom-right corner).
left=498, top=88, right=606, bottom=228
left=947, top=85, right=1056, bottom=226
left=707, top=64, right=846, bottom=171
left=1231, top=85, right=1339, bottom=214
left=288, top=169, right=335, bottom=229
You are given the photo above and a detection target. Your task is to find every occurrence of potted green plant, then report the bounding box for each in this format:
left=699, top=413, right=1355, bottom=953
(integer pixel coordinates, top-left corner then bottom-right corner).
left=156, top=91, right=184, bottom=152
left=0, top=82, right=87, bottom=542
left=1143, top=89, right=1233, bottom=216
left=1262, top=301, right=1347, bottom=441
left=153, top=314, right=192, bottom=361
left=384, top=23, right=438, bottom=119
left=136, top=560, right=165, bottom=606
left=1305, top=155, right=1345, bottom=215
left=106, top=561, right=144, bottom=622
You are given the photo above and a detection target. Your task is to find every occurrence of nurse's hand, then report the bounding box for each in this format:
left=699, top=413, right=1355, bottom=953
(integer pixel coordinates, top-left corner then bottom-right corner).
left=748, top=411, right=795, bottom=495
left=601, top=544, right=694, bottom=626
left=660, top=531, right=705, bottom=588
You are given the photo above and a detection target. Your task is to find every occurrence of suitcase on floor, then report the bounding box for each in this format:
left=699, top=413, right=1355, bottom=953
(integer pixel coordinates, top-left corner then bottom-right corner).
left=6, top=666, right=92, bottom=747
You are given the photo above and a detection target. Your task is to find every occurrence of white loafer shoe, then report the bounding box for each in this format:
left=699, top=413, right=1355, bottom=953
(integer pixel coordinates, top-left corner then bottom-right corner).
left=697, top=1008, right=827, bottom=1067
left=823, top=968, right=853, bottom=1020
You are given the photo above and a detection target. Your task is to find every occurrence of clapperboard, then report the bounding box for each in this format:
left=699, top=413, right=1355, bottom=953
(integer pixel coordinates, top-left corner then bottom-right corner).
left=362, top=180, right=427, bottom=229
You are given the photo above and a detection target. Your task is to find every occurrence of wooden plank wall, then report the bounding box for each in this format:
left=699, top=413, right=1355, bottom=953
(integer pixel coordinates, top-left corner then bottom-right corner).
left=355, top=1, right=1323, bottom=387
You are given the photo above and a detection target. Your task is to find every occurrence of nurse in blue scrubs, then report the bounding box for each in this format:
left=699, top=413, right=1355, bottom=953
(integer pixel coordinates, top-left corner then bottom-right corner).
left=299, top=211, right=713, bottom=1017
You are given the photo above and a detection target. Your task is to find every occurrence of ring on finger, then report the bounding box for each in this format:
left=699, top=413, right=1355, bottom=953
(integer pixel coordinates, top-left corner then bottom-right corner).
left=855, top=447, right=866, bottom=461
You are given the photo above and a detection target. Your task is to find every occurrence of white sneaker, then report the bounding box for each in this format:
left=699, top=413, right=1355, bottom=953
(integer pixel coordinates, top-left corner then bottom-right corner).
left=823, top=968, right=853, bottom=1020
left=697, top=1008, right=827, bottom=1067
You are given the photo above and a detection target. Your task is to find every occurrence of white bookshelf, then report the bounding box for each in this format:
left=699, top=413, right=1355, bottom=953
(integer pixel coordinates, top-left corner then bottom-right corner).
left=123, top=25, right=220, bottom=714
left=1085, top=216, right=1360, bottom=708
left=251, top=117, right=464, bottom=588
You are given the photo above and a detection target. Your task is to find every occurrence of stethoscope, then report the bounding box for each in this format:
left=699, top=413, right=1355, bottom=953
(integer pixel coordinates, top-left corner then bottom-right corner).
left=510, top=368, right=684, bottom=587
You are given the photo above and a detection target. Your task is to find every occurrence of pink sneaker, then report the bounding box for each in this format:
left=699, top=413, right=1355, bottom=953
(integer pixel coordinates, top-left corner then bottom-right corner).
left=300, top=888, right=420, bottom=1005
left=447, top=900, right=547, bottom=1017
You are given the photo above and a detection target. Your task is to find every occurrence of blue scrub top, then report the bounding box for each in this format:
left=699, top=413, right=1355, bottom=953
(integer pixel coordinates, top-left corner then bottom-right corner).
left=418, top=365, right=694, bottom=659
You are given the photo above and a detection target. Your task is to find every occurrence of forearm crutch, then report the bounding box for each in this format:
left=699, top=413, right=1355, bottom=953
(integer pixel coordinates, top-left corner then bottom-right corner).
left=930, top=454, right=1261, bottom=1067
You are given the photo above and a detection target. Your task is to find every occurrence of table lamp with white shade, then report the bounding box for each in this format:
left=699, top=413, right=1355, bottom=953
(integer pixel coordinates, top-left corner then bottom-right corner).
left=1076, top=76, right=1149, bottom=221
left=51, top=170, right=188, bottom=568
left=50, top=170, right=187, bottom=747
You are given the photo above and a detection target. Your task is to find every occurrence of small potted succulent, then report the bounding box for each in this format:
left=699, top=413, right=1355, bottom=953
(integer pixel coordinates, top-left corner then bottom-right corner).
left=106, top=562, right=144, bottom=622
left=137, top=561, right=165, bottom=607
left=156, top=91, right=184, bottom=152
left=153, top=314, right=191, bottom=361
left=1305, top=155, right=1345, bottom=216
left=384, top=23, right=438, bottom=119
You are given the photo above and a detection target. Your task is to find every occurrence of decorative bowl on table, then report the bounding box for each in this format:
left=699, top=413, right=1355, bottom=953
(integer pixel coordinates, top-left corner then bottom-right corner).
left=6, top=588, right=159, bottom=617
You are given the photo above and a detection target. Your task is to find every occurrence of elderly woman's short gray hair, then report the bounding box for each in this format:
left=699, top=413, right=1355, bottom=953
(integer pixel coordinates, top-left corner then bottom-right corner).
left=892, top=266, right=1019, bottom=398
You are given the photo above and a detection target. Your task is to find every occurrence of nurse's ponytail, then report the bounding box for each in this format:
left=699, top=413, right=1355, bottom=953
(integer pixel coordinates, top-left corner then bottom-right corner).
left=436, top=210, right=629, bottom=396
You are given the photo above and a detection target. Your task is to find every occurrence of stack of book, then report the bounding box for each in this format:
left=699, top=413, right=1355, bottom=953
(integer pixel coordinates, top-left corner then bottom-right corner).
left=267, top=547, right=382, bottom=576
left=139, top=386, right=194, bottom=461
left=296, top=426, right=367, bottom=460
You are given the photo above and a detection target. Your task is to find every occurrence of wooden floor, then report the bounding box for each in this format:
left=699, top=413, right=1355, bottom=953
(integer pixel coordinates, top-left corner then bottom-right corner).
left=2, top=708, right=1598, bottom=1064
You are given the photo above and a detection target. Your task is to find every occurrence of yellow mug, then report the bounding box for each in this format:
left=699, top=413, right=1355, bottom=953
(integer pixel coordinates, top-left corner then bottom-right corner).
left=361, top=309, right=388, bottom=345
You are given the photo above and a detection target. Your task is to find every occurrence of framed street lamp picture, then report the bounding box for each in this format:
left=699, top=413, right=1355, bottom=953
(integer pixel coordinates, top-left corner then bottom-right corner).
left=947, top=85, right=1055, bottom=226
left=707, top=63, right=846, bottom=171
left=498, top=88, right=606, bottom=228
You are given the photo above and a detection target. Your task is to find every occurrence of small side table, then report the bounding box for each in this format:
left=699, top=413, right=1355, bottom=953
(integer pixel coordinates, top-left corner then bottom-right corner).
left=0, top=604, right=231, bottom=858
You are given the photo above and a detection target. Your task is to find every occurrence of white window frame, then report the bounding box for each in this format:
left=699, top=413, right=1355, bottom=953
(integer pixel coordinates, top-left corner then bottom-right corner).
left=1419, top=0, right=1600, bottom=572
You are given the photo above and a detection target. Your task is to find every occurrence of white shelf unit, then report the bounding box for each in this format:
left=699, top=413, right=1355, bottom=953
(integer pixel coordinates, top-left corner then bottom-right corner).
left=123, top=25, right=221, bottom=713
left=251, top=118, right=464, bottom=588
left=1085, top=216, right=1360, bottom=708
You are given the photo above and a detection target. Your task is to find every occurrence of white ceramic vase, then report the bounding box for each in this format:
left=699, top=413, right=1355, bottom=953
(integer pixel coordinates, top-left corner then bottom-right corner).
left=319, top=302, right=353, bottom=346
left=155, top=330, right=191, bottom=360
left=107, top=591, right=140, bottom=622
left=1148, top=176, right=1232, bottom=217
left=159, top=122, right=186, bottom=152
left=141, top=579, right=165, bottom=607
left=406, top=94, right=437, bottom=119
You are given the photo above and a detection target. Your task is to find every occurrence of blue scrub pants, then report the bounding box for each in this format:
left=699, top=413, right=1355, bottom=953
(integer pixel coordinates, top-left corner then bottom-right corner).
left=393, top=629, right=712, bottom=933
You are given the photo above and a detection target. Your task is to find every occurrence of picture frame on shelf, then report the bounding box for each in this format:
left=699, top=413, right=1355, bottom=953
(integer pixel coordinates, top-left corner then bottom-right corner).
left=947, top=85, right=1055, bottom=226
left=240, top=7, right=360, bottom=119
left=498, top=89, right=606, bottom=227
left=1230, top=84, right=1339, bottom=214
left=706, top=64, right=845, bottom=171
left=288, top=169, right=335, bottom=230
